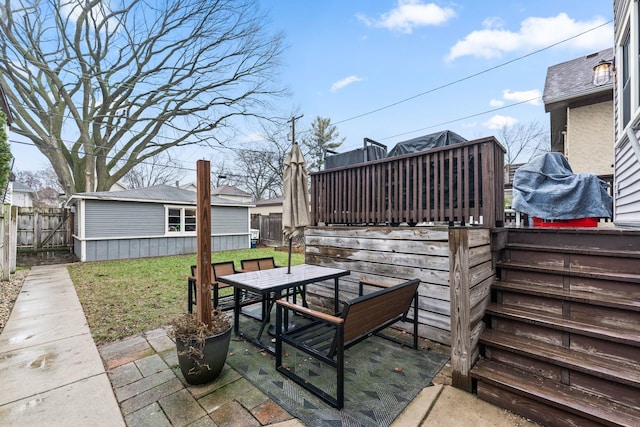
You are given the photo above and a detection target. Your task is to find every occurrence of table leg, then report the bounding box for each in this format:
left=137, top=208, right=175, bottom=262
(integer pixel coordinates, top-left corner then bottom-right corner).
left=233, top=287, right=240, bottom=335
left=334, top=277, right=340, bottom=313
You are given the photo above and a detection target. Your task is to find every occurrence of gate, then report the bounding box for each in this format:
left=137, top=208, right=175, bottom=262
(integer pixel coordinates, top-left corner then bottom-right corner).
left=17, top=207, right=73, bottom=251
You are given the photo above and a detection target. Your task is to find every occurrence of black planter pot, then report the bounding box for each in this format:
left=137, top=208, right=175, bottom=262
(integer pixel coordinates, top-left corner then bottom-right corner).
left=176, top=326, right=232, bottom=385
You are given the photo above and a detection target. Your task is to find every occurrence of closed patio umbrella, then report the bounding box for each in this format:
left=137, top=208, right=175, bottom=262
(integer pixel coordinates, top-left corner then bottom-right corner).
left=282, top=142, right=310, bottom=273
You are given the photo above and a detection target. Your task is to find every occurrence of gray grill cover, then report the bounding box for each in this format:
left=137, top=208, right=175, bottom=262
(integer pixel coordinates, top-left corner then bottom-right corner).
left=386, top=130, right=467, bottom=157
left=512, top=152, right=612, bottom=219
left=324, top=145, right=387, bottom=170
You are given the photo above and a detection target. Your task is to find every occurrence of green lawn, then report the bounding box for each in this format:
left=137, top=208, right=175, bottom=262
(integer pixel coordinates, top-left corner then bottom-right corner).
left=69, top=248, right=304, bottom=345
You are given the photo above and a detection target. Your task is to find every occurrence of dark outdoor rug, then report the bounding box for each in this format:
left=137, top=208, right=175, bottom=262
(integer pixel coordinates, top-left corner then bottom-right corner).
left=226, top=313, right=449, bottom=427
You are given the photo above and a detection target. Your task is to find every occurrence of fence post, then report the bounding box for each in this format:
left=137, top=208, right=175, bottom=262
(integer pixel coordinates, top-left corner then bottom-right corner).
left=10, top=206, right=17, bottom=273
left=448, top=227, right=472, bottom=392
left=2, top=204, right=10, bottom=280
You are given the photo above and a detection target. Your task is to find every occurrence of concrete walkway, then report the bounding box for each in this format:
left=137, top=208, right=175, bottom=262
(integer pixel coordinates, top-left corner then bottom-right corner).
left=0, top=265, right=124, bottom=426
left=0, top=265, right=539, bottom=426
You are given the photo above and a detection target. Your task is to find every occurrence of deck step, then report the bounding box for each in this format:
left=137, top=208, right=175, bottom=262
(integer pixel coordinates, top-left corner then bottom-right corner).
left=493, top=280, right=640, bottom=312
left=471, top=359, right=640, bottom=427
left=485, top=303, right=640, bottom=347
left=479, top=329, right=640, bottom=388
left=496, top=261, right=640, bottom=283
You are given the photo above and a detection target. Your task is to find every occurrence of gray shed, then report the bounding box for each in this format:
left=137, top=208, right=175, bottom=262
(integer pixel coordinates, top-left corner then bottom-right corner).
left=67, top=184, right=254, bottom=262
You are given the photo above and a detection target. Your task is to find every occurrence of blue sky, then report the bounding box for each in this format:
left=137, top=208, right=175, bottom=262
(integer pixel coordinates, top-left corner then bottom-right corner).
left=255, top=0, right=612, bottom=152
left=13, top=0, right=613, bottom=179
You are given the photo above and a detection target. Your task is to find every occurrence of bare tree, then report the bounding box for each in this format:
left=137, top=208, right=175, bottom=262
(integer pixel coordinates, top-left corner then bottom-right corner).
left=0, top=0, right=286, bottom=196
left=123, top=152, right=186, bottom=189
left=232, top=119, right=291, bottom=200
left=497, top=121, right=549, bottom=166
left=15, top=166, right=64, bottom=193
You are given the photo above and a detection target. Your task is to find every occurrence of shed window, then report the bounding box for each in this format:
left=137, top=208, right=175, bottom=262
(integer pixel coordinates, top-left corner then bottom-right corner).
left=166, top=207, right=197, bottom=233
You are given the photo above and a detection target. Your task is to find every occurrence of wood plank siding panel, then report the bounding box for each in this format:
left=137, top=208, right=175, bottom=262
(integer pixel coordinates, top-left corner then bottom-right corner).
left=82, top=234, right=247, bottom=262
left=304, top=226, right=493, bottom=347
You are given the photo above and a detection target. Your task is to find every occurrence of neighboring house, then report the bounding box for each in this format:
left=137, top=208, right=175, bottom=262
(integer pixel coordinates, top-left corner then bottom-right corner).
left=251, top=197, right=283, bottom=216
left=543, top=48, right=614, bottom=176
left=67, top=184, right=254, bottom=262
left=110, top=182, right=128, bottom=192
left=6, top=181, right=38, bottom=207
left=613, top=0, right=640, bottom=227
left=213, top=184, right=252, bottom=203
left=178, top=182, right=197, bottom=192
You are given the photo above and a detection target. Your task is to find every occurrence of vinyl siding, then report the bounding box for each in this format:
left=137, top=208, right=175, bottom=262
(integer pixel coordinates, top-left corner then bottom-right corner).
left=211, top=206, right=249, bottom=234
left=77, top=199, right=251, bottom=261
left=615, top=129, right=640, bottom=225
left=85, top=200, right=164, bottom=238
left=614, top=0, right=640, bottom=227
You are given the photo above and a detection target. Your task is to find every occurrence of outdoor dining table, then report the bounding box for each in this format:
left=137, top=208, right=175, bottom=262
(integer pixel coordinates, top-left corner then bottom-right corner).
left=216, top=264, right=350, bottom=354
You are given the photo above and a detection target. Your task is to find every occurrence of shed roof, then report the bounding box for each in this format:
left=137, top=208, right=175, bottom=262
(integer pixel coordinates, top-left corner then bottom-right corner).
left=543, top=48, right=614, bottom=111
left=255, top=197, right=283, bottom=206
left=67, top=184, right=253, bottom=207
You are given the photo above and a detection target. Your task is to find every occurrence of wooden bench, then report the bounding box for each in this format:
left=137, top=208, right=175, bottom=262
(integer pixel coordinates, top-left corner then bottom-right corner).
left=275, top=278, right=420, bottom=409
left=241, top=256, right=280, bottom=272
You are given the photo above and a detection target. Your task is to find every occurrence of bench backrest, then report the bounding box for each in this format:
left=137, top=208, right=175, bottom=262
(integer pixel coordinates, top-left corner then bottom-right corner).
left=241, top=259, right=261, bottom=272
left=257, top=257, right=277, bottom=270
left=338, top=279, right=420, bottom=351
left=190, top=264, right=216, bottom=281
left=241, top=257, right=277, bottom=271
left=211, top=262, right=236, bottom=288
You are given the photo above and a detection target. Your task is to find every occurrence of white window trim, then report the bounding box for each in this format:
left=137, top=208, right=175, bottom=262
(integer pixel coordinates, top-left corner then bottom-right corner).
left=165, top=205, right=197, bottom=236
left=615, top=4, right=640, bottom=141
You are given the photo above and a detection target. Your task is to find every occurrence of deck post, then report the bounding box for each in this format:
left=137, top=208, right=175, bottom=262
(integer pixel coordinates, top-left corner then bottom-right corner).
left=449, top=227, right=472, bottom=392
left=196, top=160, right=213, bottom=327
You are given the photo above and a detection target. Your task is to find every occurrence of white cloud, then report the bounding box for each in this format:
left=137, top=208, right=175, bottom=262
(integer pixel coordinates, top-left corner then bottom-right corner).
left=483, top=115, right=518, bottom=129
left=489, top=99, right=504, bottom=107
left=446, top=13, right=612, bottom=61
left=330, top=75, right=364, bottom=92
left=503, top=89, right=542, bottom=106
left=243, top=132, right=265, bottom=143
left=357, top=0, right=456, bottom=34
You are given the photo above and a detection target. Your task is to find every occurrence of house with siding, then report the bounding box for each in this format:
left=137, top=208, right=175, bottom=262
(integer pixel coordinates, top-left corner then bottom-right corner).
left=212, top=184, right=252, bottom=203
left=67, top=184, right=254, bottom=262
left=543, top=48, right=614, bottom=177
left=5, top=180, right=38, bottom=207
left=614, top=0, right=640, bottom=227
left=251, top=197, right=283, bottom=217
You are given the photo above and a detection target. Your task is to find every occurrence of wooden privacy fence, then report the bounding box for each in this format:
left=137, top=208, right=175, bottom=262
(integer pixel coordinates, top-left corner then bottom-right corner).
left=310, top=136, right=506, bottom=228
left=16, top=207, right=73, bottom=251
left=251, top=213, right=284, bottom=246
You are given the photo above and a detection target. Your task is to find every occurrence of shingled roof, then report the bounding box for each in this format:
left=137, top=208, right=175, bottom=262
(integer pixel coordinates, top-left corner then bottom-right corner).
left=67, top=184, right=252, bottom=206
left=543, top=48, right=614, bottom=112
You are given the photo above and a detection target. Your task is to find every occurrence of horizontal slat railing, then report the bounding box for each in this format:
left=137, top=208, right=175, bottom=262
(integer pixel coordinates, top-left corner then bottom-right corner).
left=311, top=137, right=505, bottom=227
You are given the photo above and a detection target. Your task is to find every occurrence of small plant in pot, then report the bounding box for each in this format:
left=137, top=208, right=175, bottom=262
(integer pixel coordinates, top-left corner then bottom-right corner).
left=171, top=308, right=232, bottom=385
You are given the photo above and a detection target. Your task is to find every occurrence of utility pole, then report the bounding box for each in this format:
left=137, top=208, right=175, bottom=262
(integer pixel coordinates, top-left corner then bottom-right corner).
left=288, top=114, right=303, bottom=145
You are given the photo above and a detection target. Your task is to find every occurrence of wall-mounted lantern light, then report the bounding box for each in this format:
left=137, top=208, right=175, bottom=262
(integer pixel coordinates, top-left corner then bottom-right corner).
left=593, top=59, right=613, bottom=86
